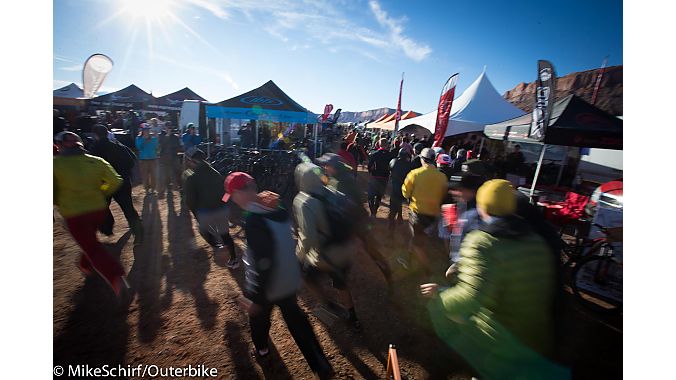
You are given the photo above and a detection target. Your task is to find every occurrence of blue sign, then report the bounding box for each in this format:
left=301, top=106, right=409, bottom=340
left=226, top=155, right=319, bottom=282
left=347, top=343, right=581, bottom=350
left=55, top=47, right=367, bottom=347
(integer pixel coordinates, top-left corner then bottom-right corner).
left=205, top=106, right=314, bottom=123
left=240, top=96, right=283, bottom=106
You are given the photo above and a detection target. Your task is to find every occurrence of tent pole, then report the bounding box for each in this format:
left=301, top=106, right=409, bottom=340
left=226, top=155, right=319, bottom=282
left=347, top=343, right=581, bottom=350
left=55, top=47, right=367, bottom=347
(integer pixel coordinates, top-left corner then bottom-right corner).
left=207, top=121, right=211, bottom=158
left=530, top=144, right=547, bottom=200
left=478, top=137, right=485, bottom=158
left=314, top=123, right=319, bottom=158
left=255, top=123, right=259, bottom=149
left=555, top=147, right=569, bottom=187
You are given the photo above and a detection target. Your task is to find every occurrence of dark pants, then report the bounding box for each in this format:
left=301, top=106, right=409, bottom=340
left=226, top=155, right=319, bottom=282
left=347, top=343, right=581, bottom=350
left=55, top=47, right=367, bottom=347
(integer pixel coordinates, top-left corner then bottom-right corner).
left=100, top=179, right=140, bottom=235
left=367, top=177, right=388, bottom=216
left=197, top=226, right=236, bottom=257
left=388, top=182, right=405, bottom=225
left=158, top=157, right=181, bottom=194
left=249, top=295, right=331, bottom=374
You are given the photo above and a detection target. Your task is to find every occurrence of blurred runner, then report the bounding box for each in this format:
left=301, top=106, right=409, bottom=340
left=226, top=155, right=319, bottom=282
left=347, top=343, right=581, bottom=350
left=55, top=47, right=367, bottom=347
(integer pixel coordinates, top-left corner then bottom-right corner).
left=183, top=147, right=239, bottom=269
left=54, top=132, right=127, bottom=296
left=421, top=180, right=568, bottom=380
left=318, top=153, right=393, bottom=283
left=90, top=124, right=143, bottom=245
left=293, top=162, right=361, bottom=330
left=225, top=173, right=334, bottom=379
left=401, top=148, right=448, bottom=276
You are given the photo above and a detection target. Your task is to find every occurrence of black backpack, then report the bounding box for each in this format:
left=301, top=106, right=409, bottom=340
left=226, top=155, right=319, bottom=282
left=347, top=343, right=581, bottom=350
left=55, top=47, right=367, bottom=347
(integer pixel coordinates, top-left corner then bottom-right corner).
left=312, top=187, right=358, bottom=247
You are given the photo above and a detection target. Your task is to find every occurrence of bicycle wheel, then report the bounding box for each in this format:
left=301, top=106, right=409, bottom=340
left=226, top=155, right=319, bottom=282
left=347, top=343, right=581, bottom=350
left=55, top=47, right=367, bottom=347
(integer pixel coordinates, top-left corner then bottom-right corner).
left=571, top=255, right=623, bottom=314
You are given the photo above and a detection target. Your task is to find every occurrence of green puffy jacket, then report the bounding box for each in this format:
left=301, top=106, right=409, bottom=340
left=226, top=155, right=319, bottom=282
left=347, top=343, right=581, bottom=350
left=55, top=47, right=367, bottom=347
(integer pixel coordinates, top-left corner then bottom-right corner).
left=431, top=216, right=569, bottom=380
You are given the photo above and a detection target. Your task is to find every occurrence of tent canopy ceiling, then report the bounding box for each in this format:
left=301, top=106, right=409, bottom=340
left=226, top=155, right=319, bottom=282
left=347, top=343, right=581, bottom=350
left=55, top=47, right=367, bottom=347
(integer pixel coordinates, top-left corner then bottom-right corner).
left=147, top=87, right=206, bottom=111
left=53, top=83, right=83, bottom=99
left=89, top=84, right=154, bottom=107
left=206, top=80, right=315, bottom=123
left=395, top=70, right=526, bottom=136
left=484, top=94, right=623, bottom=150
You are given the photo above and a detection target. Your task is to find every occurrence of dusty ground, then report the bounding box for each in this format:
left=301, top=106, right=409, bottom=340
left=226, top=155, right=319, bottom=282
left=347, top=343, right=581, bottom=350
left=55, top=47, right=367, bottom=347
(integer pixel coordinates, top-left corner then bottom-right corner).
left=53, top=167, right=621, bottom=379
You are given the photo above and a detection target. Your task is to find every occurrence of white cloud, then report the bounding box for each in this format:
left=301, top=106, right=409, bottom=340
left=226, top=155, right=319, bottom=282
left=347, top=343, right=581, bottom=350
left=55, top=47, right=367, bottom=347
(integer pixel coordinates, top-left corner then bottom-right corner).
left=151, top=53, right=240, bottom=91
left=185, top=0, right=229, bottom=19
left=189, top=0, right=432, bottom=62
left=368, top=0, right=432, bottom=61
left=54, top=54, right=75, bottom=63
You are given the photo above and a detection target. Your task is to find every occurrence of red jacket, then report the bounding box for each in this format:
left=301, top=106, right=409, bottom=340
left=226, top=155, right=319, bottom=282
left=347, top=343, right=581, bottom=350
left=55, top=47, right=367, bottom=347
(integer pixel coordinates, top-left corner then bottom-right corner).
left=338, top=149, right=357, bottom=171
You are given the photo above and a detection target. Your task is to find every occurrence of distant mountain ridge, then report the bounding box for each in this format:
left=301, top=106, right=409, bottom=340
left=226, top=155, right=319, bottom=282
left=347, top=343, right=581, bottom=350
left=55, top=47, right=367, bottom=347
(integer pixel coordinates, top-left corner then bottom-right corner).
left=335, top=65, right=622, bottom=123
left=503, top=65, right=622, bottom=116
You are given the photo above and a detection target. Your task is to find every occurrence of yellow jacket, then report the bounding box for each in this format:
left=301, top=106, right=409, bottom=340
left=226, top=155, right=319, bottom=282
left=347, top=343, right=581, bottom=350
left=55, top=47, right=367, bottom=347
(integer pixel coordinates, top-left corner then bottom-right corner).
left=401, top=165, right=448, bottom=216
left=54, top=153, right=122, bottom=218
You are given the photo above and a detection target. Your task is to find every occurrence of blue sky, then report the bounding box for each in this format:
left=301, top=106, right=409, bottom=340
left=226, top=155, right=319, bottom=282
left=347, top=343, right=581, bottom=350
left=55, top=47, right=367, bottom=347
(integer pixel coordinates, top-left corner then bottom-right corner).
left=53, top=0, right=622, bottom=114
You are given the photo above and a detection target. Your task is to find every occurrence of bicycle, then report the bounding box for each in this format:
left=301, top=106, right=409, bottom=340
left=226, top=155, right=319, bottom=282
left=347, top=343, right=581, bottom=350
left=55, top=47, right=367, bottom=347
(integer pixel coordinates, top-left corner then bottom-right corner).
left=569, top=224, right=622, bottom=314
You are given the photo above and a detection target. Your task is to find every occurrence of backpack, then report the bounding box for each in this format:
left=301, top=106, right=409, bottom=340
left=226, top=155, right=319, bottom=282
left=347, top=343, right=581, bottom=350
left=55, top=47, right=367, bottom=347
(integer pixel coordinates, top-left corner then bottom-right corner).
left=312, top=187, right=358, bottom=247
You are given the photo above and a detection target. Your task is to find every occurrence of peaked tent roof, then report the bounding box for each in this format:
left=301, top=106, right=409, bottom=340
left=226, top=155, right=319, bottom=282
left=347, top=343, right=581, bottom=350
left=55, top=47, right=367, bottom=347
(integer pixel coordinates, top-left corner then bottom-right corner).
left=53, top=83, right=84, bottom=98
left=147, top=87, right=207, bottom=111
left=373, top=113, right=392, bottom=123
left=397, top=70, right=526, bottom=136
left=89, top=84, right=154, bottom=108
left=206, top=80, right=315, bottom=123
left=484, top=94, right=623, bottom=150
left=368, top=110, right=420, bottom=130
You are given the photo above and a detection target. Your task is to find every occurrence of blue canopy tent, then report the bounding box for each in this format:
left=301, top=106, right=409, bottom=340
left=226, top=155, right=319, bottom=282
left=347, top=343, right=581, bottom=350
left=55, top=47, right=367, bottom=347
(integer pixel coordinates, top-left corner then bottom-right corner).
left=206, top=80, right=317, bottom=151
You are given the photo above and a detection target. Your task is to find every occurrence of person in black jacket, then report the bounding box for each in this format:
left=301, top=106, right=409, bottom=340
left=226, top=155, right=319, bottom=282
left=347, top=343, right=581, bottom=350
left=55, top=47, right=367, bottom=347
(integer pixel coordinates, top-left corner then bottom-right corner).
left=388, top=148, right=412, bottom=230
left=224, top=173, right=333, bottom=379
left=367, top=138, right=394, bottom=217
left=90, top=124, right=143, bottom=245
left=183, top=147, right=239, bottom=269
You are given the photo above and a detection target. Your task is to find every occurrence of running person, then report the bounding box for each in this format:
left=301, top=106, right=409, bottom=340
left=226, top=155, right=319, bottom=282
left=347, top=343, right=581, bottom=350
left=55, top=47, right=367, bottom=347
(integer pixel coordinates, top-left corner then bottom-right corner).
left=183, top=147, right=239, bottom=269
left=54, top=132, right=127, bottom=296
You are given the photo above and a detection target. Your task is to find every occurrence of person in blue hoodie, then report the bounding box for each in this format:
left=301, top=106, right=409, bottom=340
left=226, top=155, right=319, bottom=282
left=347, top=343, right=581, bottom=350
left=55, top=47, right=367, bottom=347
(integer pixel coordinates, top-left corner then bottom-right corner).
left=135, top=124, right=159, bottom=194
left=224, top=172, right=333, bottom=379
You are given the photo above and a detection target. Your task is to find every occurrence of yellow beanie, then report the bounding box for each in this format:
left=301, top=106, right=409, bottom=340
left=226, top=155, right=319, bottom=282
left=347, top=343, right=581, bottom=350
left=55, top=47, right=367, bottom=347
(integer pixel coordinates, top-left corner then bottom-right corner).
left=476, top=179, right=517, bottom=216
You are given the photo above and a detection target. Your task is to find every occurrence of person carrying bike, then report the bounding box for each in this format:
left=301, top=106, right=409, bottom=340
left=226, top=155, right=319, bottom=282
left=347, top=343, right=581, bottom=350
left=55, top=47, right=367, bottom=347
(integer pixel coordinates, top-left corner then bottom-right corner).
left=420, top=180, right=568, bottom=380
left=183, top=147, right=239, bottom=269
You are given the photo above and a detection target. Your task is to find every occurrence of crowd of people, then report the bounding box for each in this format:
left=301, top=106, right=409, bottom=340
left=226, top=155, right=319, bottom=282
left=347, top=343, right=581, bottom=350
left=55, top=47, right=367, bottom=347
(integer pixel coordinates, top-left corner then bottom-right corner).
left=53, top=116, right=569, bottom=379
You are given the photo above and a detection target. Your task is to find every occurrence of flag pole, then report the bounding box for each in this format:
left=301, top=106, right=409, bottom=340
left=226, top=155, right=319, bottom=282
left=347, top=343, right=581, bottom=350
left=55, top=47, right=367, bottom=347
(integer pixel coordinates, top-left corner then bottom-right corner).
left=591, top=56, right=609, bottom=105
left=530, top=144, right=547, bottom=200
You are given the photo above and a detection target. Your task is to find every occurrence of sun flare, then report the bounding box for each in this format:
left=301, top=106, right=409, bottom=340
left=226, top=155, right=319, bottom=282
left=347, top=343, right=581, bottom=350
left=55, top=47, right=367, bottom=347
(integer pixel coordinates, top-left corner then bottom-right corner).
left=119, top=0, right=176, bottom=22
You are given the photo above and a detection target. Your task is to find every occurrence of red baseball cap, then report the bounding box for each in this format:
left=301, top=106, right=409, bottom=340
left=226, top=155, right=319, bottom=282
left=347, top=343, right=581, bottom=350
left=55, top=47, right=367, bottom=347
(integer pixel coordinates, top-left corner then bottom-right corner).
left=222, top=172, right=255, bottom=202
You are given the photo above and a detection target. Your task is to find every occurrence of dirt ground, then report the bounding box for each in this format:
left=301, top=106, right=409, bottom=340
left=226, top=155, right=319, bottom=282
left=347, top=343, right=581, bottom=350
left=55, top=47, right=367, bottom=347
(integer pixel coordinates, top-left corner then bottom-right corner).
left=53, top=167, right=622, bottom=379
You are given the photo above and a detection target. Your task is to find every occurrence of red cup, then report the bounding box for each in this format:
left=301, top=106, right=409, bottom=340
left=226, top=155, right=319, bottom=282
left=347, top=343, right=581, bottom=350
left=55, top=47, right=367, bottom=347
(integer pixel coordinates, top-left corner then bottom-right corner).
left=442, top=204, right=458, bottom=232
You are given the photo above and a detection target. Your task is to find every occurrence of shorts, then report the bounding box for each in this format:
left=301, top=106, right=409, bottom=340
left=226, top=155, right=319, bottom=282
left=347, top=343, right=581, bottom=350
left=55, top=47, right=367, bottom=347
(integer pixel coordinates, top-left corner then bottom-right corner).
left=409, top=211, right=437, bottom=240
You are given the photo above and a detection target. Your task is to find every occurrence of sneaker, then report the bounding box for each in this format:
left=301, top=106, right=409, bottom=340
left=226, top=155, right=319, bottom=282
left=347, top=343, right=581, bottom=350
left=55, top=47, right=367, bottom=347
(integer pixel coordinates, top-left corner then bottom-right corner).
left=251, top=347, right=270, bottom=358
left=226, top=257, right=240, bottom=269
left=348, top=315, right=362, bottom=331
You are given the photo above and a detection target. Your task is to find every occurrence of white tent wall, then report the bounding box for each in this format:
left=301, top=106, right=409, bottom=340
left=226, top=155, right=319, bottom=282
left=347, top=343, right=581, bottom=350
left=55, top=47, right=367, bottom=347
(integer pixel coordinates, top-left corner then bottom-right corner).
left=397, top=69, right=525, bottom=137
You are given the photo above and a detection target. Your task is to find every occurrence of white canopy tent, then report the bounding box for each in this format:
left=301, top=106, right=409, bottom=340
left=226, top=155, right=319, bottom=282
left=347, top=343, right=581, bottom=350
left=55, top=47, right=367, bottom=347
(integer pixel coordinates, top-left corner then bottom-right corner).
left=398, top=69, right=526, bottom=136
